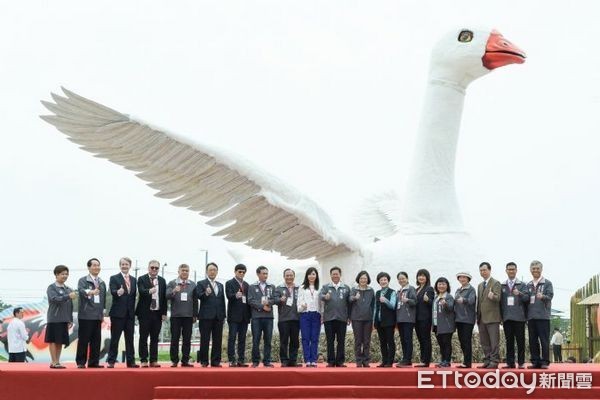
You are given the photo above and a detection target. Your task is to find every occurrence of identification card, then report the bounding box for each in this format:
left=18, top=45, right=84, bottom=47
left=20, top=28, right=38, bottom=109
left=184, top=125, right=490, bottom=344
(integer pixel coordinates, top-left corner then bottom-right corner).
left=242, top=295, right=247, bottom=304
left=286, top=297, right=293, bottom=307
left=262, top=295, right=268, bottom=304
left=181, top=292, right=188, bottom=302
left=93, top=294, right=100, bottom=304
left=530, top=295, right=535, bottom=304
left=507, top=296, right=514, bottom=306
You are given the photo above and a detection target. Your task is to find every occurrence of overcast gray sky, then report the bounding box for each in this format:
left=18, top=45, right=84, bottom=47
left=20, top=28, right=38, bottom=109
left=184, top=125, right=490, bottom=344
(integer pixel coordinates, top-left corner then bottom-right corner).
left=1, top=0, right=599, bottom=313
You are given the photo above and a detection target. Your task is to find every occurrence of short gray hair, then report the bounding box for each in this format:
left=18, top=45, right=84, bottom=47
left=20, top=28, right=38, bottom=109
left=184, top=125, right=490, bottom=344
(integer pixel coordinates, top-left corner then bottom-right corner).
left=530, top=260, right=543, bottom=269
left=148, top=259, right=160, bottom=267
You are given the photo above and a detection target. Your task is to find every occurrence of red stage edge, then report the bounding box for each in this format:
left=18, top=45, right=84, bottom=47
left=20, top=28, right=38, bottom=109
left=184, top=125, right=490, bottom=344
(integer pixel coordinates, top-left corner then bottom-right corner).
left=1, top=362, right=599, bottom=400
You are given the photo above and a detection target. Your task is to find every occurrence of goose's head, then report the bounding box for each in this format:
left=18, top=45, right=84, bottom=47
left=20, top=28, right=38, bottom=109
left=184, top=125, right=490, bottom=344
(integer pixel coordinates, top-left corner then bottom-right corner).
left=429, top=28, right=526, bottom=88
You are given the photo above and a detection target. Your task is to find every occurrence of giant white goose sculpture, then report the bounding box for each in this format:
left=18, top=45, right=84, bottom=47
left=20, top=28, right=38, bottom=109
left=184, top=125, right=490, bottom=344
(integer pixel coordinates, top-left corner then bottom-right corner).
left=41, top=28, right=525, bottom=281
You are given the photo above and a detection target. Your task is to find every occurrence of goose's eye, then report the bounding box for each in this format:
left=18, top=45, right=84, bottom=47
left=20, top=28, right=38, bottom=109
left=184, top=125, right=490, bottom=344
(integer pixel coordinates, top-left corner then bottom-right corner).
left=458, top=30, right=473, bottom=43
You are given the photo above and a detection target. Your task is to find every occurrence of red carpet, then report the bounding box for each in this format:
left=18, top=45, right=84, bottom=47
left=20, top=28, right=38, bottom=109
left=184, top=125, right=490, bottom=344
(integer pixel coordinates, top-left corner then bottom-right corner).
left=0, top=363, right=598, bottom=400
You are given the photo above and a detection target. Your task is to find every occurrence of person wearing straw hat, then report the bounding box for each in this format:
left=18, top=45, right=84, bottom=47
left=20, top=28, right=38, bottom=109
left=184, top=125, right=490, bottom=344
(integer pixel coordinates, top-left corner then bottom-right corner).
left=454, top=271, right=476, bottom=368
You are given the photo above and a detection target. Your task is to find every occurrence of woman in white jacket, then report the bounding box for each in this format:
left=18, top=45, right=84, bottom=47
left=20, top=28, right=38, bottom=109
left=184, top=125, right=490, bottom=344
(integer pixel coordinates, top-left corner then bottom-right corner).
left=297, top=267, right=322, bottom=367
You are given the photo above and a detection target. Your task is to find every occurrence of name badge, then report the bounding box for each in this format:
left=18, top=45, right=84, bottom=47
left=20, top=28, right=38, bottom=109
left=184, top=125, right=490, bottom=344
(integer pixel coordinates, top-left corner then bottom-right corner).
left=286, top=297, right=293, bottom=307
left=93, top=295, right=100, bottom=304
left=507, top=296, right=514, bottom=306
left=242, top=295, right=247, bottom=304
left=262, top=295, right=268, bottom=303
left=530, top=295, right=535, bottom=304
left=181, top=292, right=188, bottom=302
left=339, top=291, right=344, bottom=299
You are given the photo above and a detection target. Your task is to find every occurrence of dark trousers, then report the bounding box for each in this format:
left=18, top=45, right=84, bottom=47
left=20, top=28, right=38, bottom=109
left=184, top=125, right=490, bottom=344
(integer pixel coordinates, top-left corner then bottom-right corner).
left=376, top=324, right=395, bottom=365
left=397, top=322, right=414, bottom=363
left=352, top=320, right=372, bottom=365
left=138, top=311, right=163, bottom=363
left=251, top=318, right=273, bottom=364
left=278, top=320, right=300, bottom=365
left=456, top=322, right=474, bottom=366
left=503, top=320, right=525, bottom=366
left=299, top=312, right=320, bottom=364
left=435, top=332, right=453, bottom=363
left=324, top=320, right=347, bottom=365
left=199, top=318, right=224, bottom=365
left=553, top=345, right=562, bottom=362
left=107, top=316, right=135, bottom=364
left=76, top=319, right=102, bottom=366
left=528, top=319, right=550, bottom=366
left=227, top=321, right=248, bottom=363
left=170, top=316, right=193, bottom=364
left=8, top=352, right=26, bottom=362
left=414, top=320, right=432, bottom=364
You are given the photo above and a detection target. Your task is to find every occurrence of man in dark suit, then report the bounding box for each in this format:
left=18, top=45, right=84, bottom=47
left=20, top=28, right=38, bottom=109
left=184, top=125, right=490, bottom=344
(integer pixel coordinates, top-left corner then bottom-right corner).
left=107, top=257, right=139, bottom=368
left=225, top=264, right=251, bottom=367
left=196, top=262, right=226, bottom=367
left=136, top=259, right=167, bottom=368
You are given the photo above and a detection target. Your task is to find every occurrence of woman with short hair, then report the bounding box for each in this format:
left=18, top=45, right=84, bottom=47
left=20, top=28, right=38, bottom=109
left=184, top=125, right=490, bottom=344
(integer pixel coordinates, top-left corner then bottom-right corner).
left=46, top=265, right=77, bottom=369
left=349, top=270, right=375, bottom=367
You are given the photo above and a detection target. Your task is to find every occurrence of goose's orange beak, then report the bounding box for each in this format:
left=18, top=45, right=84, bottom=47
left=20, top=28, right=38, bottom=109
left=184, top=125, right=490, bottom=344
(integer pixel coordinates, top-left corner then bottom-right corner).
left=482, top=29, right=526, bottom=70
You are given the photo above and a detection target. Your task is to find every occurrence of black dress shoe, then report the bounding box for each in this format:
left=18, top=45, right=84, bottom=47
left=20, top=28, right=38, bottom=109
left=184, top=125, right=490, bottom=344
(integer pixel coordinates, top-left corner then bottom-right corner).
left=149, top=362, right=161, bottom=368
left=88, top=365, right=104, bottom=368
left=336, top=363, right=347, bottom=368
left=326, top=363, right=336, bottom=368
left=477, top=363, right=490, bottom=369
left=238, top=362, right=249, bottom=367
left=211, top=364, right=222, bottom=368
left=263, top=363, right=275, bottom=368
left=252, top=363, right=259, bottom=368
left=77, top=364, right=86, bottom=369
left=127, top=364, right=140, bottom=368
left=229, top=362, right=237, bottom=367
left=362, top=363, right=370, bottom=368
left=527, top=364, right=541, bottom=369
left=107, top=364, right=115, bottom=369
left=288, top=362, right=300, bottom=367
left=170, top=363, right=178, bottom=368
left=181, top=362, right=194, bottom=367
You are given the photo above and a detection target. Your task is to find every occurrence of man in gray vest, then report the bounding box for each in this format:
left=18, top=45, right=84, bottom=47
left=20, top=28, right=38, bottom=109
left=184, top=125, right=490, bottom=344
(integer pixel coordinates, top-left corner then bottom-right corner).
left=526, top=260, right=554, bottom=369
left=500, top=262, right=528, bottom=369
left=320, top=266, right=351, bottom=367
left=76, top=257, right=106, bottom=368
left=274, top=268, right=300, bottom=367
left=248, top=266, right=276, bottom=367
left=166, top=264, right=198, bottom=367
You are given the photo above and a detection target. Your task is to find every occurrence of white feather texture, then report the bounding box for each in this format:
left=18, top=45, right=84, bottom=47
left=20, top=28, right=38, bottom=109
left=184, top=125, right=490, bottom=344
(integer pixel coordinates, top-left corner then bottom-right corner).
left=40, top=88, right=363, bottom=262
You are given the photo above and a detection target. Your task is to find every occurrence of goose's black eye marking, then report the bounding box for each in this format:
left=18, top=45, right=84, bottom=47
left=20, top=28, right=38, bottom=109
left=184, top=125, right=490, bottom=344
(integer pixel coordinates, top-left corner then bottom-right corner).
left=458, top=30, right=473, bottom=43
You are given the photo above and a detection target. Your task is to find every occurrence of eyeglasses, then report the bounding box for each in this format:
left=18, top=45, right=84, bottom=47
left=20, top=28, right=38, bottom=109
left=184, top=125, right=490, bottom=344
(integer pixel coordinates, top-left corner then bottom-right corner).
left=150, top=267, right=160, bottom=270
left=236, top=270, right=246, bottom=274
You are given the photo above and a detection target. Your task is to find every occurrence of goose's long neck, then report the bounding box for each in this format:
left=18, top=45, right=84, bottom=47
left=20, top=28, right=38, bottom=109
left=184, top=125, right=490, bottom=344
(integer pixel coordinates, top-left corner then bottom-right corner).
left=400, top=79, right=466, bottom=234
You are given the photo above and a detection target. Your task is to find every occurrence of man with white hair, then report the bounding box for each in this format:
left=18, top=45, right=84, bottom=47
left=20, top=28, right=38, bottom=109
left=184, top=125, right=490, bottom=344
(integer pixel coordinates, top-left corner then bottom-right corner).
left=526, top=260, right=554, bottom=369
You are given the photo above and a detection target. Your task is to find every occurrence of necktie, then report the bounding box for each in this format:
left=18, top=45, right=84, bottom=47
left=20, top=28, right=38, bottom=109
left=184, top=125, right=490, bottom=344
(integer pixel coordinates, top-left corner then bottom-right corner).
left=125, top=275, right=131, bottom=292
left=93, top=277, right=98, bottom=289
left=483, top=281, right=487, bottom=290
left=212, top=280, right=218, bottom=296
left=151, top=278, right=158, bottom=310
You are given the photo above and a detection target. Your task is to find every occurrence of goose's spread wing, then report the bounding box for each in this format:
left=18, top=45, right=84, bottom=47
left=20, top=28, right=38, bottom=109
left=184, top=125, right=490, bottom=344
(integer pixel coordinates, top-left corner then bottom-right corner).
left=41, top=88, right=362, bottom=260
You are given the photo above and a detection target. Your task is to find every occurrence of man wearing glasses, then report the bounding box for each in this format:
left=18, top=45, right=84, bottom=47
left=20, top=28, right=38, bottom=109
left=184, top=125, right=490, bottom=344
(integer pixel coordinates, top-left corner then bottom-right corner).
left=136, top=259, right=167, bottom=367
left=225, top=264, right=251, bottom=367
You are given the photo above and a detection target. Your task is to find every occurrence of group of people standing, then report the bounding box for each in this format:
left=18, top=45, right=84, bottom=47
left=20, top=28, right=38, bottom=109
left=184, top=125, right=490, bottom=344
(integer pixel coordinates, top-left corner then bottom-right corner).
left=37, top=257, right=553, bottom=369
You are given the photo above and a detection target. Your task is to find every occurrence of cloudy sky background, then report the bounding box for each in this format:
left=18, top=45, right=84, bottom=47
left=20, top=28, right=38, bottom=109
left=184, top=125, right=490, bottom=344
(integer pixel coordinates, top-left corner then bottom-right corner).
left=1, top=1, right=599, bottom=313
